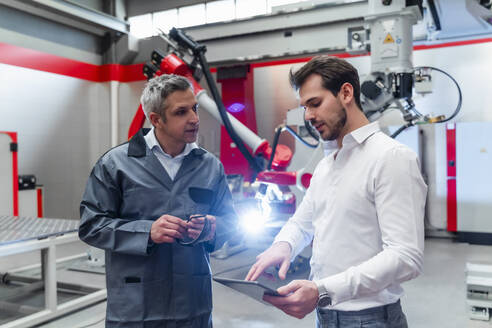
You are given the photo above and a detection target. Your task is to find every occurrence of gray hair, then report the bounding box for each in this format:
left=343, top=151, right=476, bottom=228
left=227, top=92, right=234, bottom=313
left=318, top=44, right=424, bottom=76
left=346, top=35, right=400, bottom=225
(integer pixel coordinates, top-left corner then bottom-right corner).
left=140, top=74, right=193, bottom=121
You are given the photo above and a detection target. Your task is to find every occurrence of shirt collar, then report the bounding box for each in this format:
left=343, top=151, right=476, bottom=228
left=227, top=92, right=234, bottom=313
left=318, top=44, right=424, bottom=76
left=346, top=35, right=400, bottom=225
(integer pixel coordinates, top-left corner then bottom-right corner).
left=342, top=122, right=380, bottom=146
left=144, top=127, right=198, bottom=158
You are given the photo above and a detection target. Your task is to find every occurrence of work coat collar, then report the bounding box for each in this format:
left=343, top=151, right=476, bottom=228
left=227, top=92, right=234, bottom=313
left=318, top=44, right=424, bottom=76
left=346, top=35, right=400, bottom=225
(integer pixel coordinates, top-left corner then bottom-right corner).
left=128, top=128, right=206, bottom=158
left=128, top=128, right=206, bottom=189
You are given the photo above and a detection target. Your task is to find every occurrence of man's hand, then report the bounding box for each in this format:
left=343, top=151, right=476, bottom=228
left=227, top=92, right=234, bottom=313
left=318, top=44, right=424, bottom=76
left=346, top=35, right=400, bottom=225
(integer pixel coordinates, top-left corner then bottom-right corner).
left=186, top=215, right=216, bottom=242
left=150, top=214, right=188, bottom=243
left=245, top=241, right=292, bottom=281
left=263, top=280, right=319, bottom=319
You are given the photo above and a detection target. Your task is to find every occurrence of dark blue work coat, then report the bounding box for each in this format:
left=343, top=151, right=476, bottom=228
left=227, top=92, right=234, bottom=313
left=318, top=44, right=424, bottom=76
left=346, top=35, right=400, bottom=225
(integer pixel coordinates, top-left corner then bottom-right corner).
left=79, top=128, right=237, bottom=327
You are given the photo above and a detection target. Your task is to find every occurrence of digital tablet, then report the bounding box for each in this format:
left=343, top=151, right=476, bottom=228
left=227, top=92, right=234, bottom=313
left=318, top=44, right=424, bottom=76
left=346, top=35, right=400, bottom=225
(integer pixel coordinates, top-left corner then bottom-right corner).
left=212, top=276, right=282, bottom=305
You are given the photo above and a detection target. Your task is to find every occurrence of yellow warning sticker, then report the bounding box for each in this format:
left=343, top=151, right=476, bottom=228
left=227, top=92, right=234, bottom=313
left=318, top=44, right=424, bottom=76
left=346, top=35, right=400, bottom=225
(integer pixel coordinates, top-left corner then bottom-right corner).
left=384, top=33, right=395, bottom=44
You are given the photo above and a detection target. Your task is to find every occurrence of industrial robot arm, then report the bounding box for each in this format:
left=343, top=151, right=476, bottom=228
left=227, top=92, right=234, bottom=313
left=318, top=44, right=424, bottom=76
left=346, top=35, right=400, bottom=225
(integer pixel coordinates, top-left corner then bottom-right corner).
left=357, top=0, right=461, bottom=137
left=128, top=29, right=294, bottom=180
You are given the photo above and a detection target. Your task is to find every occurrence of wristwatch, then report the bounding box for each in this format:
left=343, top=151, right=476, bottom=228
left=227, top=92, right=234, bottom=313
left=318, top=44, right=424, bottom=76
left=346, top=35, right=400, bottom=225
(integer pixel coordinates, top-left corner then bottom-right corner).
left=316, top=284, right=332, bottom=307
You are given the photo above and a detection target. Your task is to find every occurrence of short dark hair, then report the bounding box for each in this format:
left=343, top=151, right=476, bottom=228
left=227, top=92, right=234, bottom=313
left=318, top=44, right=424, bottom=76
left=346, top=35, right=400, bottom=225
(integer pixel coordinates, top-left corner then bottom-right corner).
left=289, top=56, right=362, bottom=110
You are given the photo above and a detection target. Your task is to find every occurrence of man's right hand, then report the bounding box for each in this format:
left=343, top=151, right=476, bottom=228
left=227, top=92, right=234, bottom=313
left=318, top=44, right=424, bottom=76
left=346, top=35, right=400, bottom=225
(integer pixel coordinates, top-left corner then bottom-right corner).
left=245, top=241, right=292, bottom=281
left=150, top=215, right=188, bottom=244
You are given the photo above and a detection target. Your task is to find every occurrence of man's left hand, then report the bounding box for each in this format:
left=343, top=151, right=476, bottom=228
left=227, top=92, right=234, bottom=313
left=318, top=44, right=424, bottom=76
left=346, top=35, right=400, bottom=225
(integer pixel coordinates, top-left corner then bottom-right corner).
left=186, top=215, right=216, bottom=242
left=263, top=280, right=319, bottom=319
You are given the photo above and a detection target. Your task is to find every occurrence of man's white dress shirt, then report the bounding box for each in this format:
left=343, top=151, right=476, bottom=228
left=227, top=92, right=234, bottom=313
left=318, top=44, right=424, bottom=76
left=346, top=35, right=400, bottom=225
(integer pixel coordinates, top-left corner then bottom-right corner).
left=274, top=122, right=427, bottom=311
left=144, top=127, right=198, bottom=180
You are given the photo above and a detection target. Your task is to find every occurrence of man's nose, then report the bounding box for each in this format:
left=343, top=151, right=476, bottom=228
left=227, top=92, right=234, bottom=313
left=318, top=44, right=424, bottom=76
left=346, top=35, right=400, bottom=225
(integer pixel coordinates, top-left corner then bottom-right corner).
left=189, top=110, right=199, bottom=124
left=304, top=107, right=315, bottom=121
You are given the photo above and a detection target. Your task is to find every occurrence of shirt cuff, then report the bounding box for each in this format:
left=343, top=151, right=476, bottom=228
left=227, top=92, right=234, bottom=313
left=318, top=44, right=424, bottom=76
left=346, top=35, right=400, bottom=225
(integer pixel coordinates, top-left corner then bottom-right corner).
left=314, top=270, right=352, bottom=306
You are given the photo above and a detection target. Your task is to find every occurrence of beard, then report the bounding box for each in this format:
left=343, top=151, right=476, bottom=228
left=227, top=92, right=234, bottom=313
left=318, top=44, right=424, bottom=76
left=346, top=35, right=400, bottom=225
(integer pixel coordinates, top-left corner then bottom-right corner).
left=320, top=104, right=347, bottom=141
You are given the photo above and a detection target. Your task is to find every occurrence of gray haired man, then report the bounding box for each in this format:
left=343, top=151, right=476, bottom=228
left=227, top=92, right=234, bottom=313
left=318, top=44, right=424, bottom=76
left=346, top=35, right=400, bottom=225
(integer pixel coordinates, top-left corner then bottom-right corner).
left=80, top=74, right=237, bottom=328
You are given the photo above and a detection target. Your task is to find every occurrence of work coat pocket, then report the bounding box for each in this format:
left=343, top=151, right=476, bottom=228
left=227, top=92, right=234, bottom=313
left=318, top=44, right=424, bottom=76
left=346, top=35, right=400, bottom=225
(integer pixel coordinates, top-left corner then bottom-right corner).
left=186, top=187, right=214, bottom=217
left=106, top=279, right=172, bottom=322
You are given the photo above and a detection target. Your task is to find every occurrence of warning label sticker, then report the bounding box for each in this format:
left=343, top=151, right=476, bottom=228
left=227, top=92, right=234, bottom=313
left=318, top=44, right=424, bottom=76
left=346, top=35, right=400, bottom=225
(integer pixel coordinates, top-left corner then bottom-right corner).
left=384, top=33, right=395, bottom=44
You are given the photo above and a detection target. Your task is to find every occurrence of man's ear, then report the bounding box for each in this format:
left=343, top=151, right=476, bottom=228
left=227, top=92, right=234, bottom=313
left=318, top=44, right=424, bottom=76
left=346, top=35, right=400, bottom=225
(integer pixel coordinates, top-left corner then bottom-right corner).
left=148, top=111, right=160, bottom=127
left=339, top=82, right=354, bottom=105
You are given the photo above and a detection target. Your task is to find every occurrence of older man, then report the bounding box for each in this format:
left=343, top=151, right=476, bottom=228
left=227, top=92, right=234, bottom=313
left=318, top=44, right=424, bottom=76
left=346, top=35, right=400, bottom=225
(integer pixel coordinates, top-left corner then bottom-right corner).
left=80, top=74, right=237, bottom=328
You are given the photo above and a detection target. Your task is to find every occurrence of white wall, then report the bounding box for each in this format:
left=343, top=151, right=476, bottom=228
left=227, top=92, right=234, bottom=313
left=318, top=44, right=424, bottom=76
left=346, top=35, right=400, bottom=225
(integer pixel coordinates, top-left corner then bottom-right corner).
left=0, top=63, right=110, bottom=219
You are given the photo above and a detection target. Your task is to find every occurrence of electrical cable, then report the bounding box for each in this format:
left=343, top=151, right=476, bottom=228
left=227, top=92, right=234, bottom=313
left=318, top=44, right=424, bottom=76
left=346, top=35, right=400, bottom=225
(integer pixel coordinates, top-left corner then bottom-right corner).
left=303, top=117, right=320, bottom=142
left=413, top=66, right=462, bottom=123
left=390, top=122, right=414, bottom=138
left=267, top=126, right=283, bottom=170
left=283, top=125, right=318, bottom=148
left=267, top=123, right=320, bottom=170
left=390, top=66, right=462, bottom=138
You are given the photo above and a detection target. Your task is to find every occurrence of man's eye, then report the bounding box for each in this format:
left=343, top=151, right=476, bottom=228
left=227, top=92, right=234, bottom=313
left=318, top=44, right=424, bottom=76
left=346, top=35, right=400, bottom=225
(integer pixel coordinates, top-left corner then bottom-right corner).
left=192, top=104, right=199, bottom=112
left=177, top=110, right=186, bottom=116
left=312, top=102, right=321, bottom=107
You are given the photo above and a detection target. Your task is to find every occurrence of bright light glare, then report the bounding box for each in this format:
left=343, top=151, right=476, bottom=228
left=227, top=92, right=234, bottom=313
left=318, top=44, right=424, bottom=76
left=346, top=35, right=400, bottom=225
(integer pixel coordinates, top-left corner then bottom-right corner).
left=240, top=208, right=268, bottom=234
left=261, top=198, right=272, bottom=217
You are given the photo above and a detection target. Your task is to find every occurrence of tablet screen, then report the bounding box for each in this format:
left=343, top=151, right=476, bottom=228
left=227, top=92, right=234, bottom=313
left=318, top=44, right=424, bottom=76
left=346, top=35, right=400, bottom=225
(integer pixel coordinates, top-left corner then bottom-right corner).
left=213, top=276, right=282, bottom=305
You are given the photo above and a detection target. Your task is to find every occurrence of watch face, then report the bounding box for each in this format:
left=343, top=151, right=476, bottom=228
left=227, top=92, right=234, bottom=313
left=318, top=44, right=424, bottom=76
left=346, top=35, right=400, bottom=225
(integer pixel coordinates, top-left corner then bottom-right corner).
left=318, top=294, right=332, bottom=307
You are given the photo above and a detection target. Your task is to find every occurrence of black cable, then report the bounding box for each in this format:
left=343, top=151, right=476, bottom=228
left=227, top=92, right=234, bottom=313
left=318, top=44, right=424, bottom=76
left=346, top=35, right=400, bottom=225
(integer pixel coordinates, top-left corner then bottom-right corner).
left=169, top=28, right=264, bottom=176
left=303, top=109, right=320, bottom=141
left=392, top=66, right=462, bottom=138
left=267, top=126, right=283, bottom=170
left=414, top=66, right=462, bottom=123
left=283, top=125, right=318, bottom=148
left=390, top=122, right=414, bottom=139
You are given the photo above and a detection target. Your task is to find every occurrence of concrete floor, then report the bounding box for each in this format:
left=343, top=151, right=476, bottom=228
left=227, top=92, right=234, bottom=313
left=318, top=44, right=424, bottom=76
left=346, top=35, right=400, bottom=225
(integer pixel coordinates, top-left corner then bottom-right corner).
left=1, top=237, right=491, bottom=328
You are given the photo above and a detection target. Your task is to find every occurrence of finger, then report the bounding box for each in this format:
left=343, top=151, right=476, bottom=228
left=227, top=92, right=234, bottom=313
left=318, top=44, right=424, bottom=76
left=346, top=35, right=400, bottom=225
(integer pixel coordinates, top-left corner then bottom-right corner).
left=253, top=260, right=274, bottom=281
left=162, top=228, right=184, bottom=240
left=205, top=215, right=216, bottom=223
left=277, top=281, right=301, bottom=295
left=278, top=258, right=290, bottom=280
left=161, top=221, right=186, bottom=232
left=190, top=217, right=205, bottom=223
left=246, top=262, right=263, bottom=281
left=157, top=216, right=187, bottom=229
left=167, top=216, right=189, bottom=228
left=262, top=294, right=294, bottom=307
left=188, top=222, right=205, bottom=229
left=245, top=263, right=260, bottom=281
left=187, top=228, right=202, bottom=236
